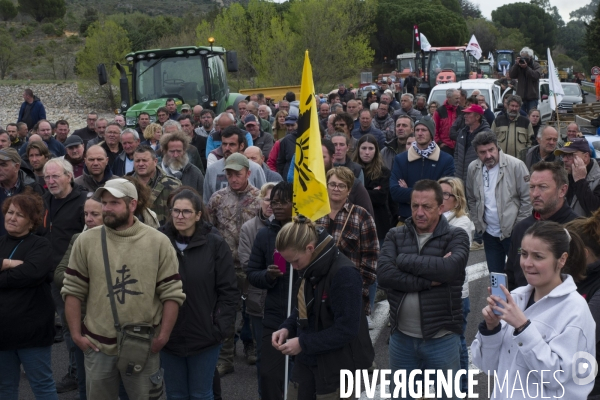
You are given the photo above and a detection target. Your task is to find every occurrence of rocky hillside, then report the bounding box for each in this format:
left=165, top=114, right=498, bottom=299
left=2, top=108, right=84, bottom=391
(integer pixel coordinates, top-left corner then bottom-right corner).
left=0, top=83, right=116, bottom=130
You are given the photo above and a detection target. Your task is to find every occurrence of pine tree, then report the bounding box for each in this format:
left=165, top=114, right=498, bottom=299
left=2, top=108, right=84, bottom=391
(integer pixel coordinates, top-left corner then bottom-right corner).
left=585, top=1, right=600, bottom=67
left=18, top=0, right=66, bottom=23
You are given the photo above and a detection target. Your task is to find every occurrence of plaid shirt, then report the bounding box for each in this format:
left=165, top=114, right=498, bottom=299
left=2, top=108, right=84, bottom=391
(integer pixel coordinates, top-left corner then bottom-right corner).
left=316, top=200, right=379, bottom=313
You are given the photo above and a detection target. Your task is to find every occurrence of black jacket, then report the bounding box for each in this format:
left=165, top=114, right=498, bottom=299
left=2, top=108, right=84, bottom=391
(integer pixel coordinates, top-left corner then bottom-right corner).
left=453, top=119, right=492, bottom=181
left=0, top=233, right=54, bottom=350
left=42, top=184, right=88, bottom=270
left=505, top=202, right=579, bottom=290
left=73, top=164, right=114, bottom=193
left=112, top=151, right=131, bottom=177
left=364, top=167, right=393, bottom=241
left=276, top=130, right=300, bottom=178
left=280, top=229, right=373, bottom=387
left=72, top=127, right=98, bottom=148
left=160, top=222, right=239, bottom=357
left=0, top=168, right=44, bottom=236
left=377, top=216, right=469, bottom=339
left=577, top=260, right=600, bottom=397
left=246, top=219, right=299, bottom=331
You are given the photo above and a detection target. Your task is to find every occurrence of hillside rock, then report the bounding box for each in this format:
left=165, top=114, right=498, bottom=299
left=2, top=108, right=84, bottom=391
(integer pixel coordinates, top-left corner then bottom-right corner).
left=0, top=83, right=115, bottom=130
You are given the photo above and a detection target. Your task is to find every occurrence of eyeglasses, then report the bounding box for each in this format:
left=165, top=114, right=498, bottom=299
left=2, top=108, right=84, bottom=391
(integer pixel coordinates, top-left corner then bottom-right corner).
left=442, top=192, right=456, bottom=200
left=327, top=182, right=347, bottom=190
left=171, top=208, right=195, bottom=218
left=271, top=200, right=290, bottom=208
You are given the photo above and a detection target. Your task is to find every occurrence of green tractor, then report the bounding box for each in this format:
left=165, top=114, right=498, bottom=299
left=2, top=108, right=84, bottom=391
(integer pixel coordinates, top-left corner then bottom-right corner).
left=97, top=39, right=244, bottom=127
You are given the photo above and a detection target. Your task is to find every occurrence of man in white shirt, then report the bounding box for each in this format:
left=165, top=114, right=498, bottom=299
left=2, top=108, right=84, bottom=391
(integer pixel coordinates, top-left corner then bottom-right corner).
left=466, top=131, right=531, bottom=274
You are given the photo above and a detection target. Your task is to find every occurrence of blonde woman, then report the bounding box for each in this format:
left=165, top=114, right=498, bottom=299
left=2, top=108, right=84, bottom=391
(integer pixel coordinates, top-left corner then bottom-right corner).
left=141, top=122, right=162, bottom=151
left=273, top=110, right=288, bottom=141
left=438, top=176, right=474, bottom=394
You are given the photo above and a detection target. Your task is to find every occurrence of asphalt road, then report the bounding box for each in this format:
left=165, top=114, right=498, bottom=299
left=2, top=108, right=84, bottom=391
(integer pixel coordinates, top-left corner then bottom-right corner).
left=18, top=248, right=494, bottom=400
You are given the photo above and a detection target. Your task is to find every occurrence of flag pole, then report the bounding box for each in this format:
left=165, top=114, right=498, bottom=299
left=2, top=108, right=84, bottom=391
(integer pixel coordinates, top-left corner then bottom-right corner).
left=554, top=92, right=561, bottom=133
left=283, top=266, right=293, bottom=400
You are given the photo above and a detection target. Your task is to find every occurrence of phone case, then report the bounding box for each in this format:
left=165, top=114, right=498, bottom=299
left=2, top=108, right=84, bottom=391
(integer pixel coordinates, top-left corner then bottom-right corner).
left=273, top=250, right=286, bottom=274
left=490, top=272, right=508, bottom=316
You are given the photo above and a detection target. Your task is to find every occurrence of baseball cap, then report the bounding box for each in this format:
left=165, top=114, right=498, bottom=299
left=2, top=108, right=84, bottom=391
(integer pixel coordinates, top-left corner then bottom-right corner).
left=244, top=114, right=258, bottom=126
left=0, top=147, right=21, bottom=164
left=64, top=135, right=83, bottom=148
left=284, top=115, right=298, bottom=125
left=554, top=138, right=591, bottom=156
left=224, top=153, right=250, bottom=171
left=462, top=104, right=484, bottom=115
left=181, top=104, right=191, bottom=111
left=94, top=178, right=138, bottom=200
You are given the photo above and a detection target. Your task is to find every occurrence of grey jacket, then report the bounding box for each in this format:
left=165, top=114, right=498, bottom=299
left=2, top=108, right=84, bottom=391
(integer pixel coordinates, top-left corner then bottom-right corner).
left=238, top=212, right=271, bottom=317
left=252, top=131, right=275, bottom=159
left=392, top=107, right=423, bottom=122
left=262, top=164, right=282, bottom=183
left=466, top=151, right=532, bottom=240
left=453, top=120, right=491, bottom=182
left=161, top=162, right=205, bottom=197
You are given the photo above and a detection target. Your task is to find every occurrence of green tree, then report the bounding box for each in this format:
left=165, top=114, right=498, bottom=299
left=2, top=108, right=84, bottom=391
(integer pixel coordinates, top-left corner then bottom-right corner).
left=585, top=1, right=600, bottom=67
left=496, top=27, right=529, bottom=53
left=492, top=3, right=556, bottom=54
left=109, top=13, right=183, bottom=52
left=439, top=0, right=462, bottom=14
left=571, top=0, right=599, bottom=22
left=0, top=0, right=17, bottom=21
left=467, top=18, right=498, bottom=56
left=460, top=0, right=482, bottom=18
left=375, top=0, right=468, bottom=60
left=79, top=7, right=98, bottom=36
left=557, top=20, right=586, bottom=61
left=18, top=0, right=65, bottom=23
left=76, top=20, right=131, bottom=109
left=0, top=30, right=16, bottom=79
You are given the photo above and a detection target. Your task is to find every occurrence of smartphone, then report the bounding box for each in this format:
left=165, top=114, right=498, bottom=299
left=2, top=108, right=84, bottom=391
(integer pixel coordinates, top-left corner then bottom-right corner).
left=273, top=250, right=287, bottom=274
left=490, top=272, right=508, bottom=316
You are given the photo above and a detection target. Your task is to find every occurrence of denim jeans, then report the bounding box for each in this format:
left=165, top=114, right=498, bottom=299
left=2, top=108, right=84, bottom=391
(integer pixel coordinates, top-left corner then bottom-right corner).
left=161, top=345, right=221, bottom=400
left=482, top=232, right=512, bottom=274
left=73, top=345, right=87, bottom=400
left=250, top=315, right=264, bottom=397
left=0, top=346, right=58, bottom=400
left=389, top=331, right=461, bottom=400
left=521, top=99, right=538, bottom=114
left=459, top=297, right=470, bottom=393
left=368, top=281, right=377, bottom=315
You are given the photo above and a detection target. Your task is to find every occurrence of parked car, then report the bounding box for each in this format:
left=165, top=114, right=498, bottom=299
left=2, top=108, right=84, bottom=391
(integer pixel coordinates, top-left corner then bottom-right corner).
left=427, top=79, right=512, bottom=114
left=557, top=82, right=585, bottom=113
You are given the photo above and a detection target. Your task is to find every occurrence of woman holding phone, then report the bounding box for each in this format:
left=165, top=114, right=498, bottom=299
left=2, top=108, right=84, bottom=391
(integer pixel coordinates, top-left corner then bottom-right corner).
left=245, top=181, right=296, bottom=400
left=471, top=221, right=595, bottom=399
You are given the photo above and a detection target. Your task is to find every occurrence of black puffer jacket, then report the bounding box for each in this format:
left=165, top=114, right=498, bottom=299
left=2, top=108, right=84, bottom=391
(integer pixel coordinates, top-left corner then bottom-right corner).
left=246, top=219, right=298, bottom=331
left=42, top=184, right=88, bottom=270
left=160, top=221, right=239, bottom=357
left=276, top=130, right=300, bottom=179
left=453, top=119, right=492, bottom=181
left=377, top=216, right=469, bottom=339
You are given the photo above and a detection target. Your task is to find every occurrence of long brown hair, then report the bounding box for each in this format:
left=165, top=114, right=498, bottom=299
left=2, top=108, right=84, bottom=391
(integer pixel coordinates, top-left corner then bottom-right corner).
left=353, top=134, right=383, bottom=181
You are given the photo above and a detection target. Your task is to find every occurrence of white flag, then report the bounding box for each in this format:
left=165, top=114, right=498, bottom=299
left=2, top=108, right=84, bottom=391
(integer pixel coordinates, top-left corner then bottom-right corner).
left=466, top=34, right=482, bottom=60
left=547, top=48, right=564, bottom=111
left=420, top=33, right=431, bottom=51
left=489, top=52, right=494, bottom=68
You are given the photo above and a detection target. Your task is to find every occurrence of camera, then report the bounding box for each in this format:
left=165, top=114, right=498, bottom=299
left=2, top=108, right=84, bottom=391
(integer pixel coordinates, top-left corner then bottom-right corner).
left=519, top=58, right=527, bottom=65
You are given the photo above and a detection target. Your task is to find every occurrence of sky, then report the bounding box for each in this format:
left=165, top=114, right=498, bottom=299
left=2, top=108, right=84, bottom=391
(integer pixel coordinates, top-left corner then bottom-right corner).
left=478, top=0, right=588, bottom=22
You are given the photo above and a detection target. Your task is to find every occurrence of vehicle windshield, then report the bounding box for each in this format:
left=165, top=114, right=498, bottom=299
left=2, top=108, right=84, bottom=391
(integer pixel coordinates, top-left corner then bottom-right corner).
left=135, top=55, right=205, bottom=106
left=561, top=84, right=581, bottom=96
left=429, top=51, right=469, bottom=85
left=399, top=58, right=416, bottom=72
left=480, top=64, right=492, bottom=75
left=429, top=88, right=490, bottom=106
left=497, top=53, right=512, bottom=62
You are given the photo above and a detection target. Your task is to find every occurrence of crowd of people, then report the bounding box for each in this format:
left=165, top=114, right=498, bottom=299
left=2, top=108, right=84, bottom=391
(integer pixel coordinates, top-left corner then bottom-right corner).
left=2, top=49, right=600, bottom=400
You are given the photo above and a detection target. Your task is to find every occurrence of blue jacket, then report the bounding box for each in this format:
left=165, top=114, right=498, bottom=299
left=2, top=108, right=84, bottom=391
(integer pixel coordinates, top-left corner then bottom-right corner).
left=17, top=97, right=46, bottom=130
left=351, top=125, right=386, bottom=149
left=205, top=131, right=254, bottom=158
left=389, top=143, right=455, bottom=218
left=19, top=136, right=65, bottom=158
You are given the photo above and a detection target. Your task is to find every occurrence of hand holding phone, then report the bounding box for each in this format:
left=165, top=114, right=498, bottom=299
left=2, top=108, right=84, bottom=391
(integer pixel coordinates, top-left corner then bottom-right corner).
left=273, top=250, right=287, bottom=274
left=490, top=273, right=508, bottom=316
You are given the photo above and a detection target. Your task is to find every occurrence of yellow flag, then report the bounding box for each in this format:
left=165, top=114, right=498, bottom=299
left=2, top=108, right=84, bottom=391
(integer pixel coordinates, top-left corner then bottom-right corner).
left=292, top=51, right=330, bottom=221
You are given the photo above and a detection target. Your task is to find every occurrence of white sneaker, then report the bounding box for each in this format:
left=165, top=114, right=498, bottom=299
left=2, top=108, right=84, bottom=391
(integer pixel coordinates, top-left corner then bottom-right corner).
left=367, top=315, right=374, bottom=330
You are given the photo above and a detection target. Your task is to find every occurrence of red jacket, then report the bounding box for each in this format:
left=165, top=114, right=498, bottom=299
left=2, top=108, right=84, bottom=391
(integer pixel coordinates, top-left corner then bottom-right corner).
left=433, top=100, right=459, bottom=149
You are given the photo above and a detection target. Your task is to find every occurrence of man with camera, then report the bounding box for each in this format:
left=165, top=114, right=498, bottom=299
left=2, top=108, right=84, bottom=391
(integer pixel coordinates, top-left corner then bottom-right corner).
left=509, top=47, right=543, bottom=114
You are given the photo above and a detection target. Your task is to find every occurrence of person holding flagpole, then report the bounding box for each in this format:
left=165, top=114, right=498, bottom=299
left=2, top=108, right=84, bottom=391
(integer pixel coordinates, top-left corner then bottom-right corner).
left=271, top=216, right=374, bottom=400
left=509, top=47, right=543, bottom=114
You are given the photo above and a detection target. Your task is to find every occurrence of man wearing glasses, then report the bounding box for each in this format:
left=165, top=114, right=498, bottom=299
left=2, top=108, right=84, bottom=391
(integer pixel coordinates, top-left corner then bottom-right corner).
left=466, top=131, right=531, bottom=274
left=556, top=137, right=600, bottom=217
left=73, top=112, right=99, bottom=147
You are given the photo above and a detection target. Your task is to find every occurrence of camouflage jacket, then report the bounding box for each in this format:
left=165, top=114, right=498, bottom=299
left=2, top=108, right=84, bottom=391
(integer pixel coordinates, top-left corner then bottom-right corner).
left=207, top=183, right=261, bottom=269
left=131, top=167, right=181, bottom=226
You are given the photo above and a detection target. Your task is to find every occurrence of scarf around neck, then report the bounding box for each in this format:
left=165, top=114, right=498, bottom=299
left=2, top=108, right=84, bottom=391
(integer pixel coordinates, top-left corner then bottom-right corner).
left=161, top=160, right=183, bottom=180
left=412, top=140, right=436, bottom=159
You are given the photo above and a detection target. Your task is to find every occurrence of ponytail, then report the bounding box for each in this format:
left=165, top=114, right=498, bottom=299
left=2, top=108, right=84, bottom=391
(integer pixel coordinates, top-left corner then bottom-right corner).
left=275, top=215, right=318, bottom=253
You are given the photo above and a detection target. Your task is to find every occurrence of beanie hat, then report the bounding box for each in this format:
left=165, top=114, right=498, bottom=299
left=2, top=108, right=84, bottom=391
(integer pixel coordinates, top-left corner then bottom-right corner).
left=414, top=117, right=435, bottom=141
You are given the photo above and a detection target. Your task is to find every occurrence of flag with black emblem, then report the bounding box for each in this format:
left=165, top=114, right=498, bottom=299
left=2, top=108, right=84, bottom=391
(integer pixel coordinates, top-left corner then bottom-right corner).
left=292, top=51, right=330, bottom=221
